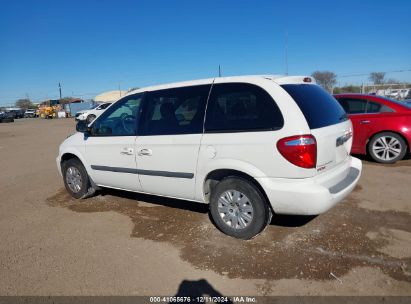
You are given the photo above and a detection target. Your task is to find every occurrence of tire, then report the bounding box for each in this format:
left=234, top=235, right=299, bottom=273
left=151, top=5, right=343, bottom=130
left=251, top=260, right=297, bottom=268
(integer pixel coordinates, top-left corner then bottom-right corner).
left=368, top=132, right=407, bottom=164
left=209, top=177, right=271, bottom=239
left=86, top=114, right=96, bottom=124
left=62, top=158, right=96, bottom=199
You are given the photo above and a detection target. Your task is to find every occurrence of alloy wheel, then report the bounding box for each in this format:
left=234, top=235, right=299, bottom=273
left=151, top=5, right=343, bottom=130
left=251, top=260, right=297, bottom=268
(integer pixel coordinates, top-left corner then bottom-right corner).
left=372, top=135, right=402, bottom=162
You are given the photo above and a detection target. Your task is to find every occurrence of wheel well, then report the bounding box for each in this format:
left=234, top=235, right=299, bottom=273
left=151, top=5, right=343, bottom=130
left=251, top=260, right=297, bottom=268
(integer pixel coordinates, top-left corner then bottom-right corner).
left=203, top=169, right=271, bottom=209
left=60, top=153, right=80, bottom=165
left=366, top=131, right=410, bottom=153
left=60, top=153, right=99, bottom=190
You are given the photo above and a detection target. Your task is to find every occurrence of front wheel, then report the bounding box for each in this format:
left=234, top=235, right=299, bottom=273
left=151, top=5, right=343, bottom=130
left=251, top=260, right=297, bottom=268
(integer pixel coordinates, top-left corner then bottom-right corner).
left=62, top=158, right=96, bottom=199
left=209, top=177, right=271, bottom=239
left=368, top=132, right=407, bottom=164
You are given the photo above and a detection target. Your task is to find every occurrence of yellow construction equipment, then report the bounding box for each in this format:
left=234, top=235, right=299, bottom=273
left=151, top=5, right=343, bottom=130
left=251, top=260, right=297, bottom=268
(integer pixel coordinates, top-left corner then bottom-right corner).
left=37, top=100, right=62, bottom=119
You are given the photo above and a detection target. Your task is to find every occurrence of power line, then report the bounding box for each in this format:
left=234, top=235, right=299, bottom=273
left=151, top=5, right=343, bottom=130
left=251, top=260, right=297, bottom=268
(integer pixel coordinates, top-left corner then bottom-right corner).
left=1, top=68, right=410, bottom=104
left=338, top=69, right=411, bottom=78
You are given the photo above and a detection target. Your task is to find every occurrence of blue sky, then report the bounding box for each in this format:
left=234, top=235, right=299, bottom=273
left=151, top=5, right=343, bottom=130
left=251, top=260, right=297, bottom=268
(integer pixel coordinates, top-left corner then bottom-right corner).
left=0, top=0, right=410, bottom=105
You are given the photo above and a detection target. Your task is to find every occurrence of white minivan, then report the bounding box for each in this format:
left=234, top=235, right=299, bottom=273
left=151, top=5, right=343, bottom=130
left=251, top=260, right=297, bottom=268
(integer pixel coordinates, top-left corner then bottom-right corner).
left=57, top=75, right=362, bottom=239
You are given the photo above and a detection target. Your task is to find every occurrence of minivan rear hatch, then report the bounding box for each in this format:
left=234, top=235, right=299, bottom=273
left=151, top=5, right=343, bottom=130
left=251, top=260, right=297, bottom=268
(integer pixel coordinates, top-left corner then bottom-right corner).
left=281, top=84, right=352, bottom=174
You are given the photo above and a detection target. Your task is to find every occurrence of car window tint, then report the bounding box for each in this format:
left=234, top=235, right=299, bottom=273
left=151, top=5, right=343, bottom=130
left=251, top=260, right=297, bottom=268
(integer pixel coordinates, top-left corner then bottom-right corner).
left=99, top=103, right=111, bottom=110
left=92, top=94, right=142, bottom=136
left=366, top=101, right=382, bottom=113
left=282, top=84, right=347, bottom=129
left=379, top=104, right=395, bottom=113
left=140, top=85, right=211, bottom=136
left=205, top=83, right=284, bottom=132
left=337, top=98, right=367, bottom=114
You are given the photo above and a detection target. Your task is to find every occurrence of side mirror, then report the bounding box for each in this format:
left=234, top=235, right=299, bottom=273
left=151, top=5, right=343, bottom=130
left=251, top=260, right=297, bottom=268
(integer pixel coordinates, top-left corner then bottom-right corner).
left=76, top=120, right=91, bottom=135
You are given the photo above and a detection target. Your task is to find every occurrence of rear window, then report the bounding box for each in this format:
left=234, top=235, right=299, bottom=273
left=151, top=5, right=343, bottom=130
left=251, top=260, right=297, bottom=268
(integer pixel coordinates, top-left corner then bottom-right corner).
left=281, top=84, right=347, bottom=129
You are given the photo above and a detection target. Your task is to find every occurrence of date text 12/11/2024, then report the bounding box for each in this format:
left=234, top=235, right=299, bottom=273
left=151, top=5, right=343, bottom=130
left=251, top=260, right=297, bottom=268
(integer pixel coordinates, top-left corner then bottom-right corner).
left=149, top=296, right=257, bottom=303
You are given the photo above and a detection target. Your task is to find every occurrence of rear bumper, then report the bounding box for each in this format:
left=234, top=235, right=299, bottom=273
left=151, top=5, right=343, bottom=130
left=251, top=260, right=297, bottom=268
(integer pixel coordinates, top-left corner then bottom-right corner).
left=256, top=157, right=362, bottom=215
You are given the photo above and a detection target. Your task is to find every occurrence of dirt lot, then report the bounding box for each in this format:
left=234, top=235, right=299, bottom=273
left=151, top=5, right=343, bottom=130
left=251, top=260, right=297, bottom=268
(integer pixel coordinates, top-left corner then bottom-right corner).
left=0, top=118, right=410, bottom=296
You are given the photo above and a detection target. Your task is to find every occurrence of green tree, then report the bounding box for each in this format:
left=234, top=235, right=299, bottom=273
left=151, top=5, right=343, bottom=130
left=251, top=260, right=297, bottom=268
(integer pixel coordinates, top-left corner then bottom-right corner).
left=334, top=85, right=361, bottom=94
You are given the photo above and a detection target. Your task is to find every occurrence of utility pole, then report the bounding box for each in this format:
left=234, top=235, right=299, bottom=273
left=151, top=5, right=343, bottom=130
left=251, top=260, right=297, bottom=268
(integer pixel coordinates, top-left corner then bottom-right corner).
left=218, top=65, right=222, bottom=77
left=118, top=84, right=122, bottom=97
left=58, top=82, right=62, bottom=100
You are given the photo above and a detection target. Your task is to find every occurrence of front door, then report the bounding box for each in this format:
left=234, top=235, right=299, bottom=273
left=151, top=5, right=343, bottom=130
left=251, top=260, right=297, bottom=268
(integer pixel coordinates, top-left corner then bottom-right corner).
left=85, top=93, right=144, bottom=191
left=135, top=84, right=211, bottom=200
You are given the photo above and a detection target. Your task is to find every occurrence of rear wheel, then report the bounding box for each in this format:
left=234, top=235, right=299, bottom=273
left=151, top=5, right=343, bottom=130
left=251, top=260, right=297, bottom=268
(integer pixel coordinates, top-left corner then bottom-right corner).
left=62, top=158, right=96, bottom=199
left=209, top=177, right=271, bottom=239
left=368, top=132, right=407, bottom=164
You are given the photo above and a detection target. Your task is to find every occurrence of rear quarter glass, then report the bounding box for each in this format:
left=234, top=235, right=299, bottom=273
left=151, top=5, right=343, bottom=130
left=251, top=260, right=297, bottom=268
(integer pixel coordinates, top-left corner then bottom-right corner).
left=281, top=84, right=347, bottom=129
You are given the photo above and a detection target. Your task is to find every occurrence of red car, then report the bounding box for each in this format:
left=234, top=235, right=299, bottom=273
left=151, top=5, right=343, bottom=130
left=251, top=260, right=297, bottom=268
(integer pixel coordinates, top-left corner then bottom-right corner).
left=333, top=94, right=411, bottom=164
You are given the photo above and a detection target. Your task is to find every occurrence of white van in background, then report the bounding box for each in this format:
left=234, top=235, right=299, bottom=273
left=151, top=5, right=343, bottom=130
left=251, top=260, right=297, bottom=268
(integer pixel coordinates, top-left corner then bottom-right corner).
left=75, top=102, right=111, bottom=123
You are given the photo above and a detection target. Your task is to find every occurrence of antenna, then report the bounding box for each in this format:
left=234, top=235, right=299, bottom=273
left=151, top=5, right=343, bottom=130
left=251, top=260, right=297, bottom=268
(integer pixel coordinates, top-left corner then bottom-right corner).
left=218, top=65, right=222, bottom=77
left=285, top=32, right=289, bottom=76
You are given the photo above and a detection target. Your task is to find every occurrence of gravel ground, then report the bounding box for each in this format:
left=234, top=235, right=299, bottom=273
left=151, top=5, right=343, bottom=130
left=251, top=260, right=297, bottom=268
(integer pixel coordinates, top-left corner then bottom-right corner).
left=0, top=118, right=410, bottom=296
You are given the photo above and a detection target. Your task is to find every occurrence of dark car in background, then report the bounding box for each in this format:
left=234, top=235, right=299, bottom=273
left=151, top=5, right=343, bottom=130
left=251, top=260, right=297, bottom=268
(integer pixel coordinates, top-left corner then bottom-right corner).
left=334, top=94, right=411, bottom=164
left=0, top=111, right=15, bottom=123
left=5, top=108, right=25, bottom=119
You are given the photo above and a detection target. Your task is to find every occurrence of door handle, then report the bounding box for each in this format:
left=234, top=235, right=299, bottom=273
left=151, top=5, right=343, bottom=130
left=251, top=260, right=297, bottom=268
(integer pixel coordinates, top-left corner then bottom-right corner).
left=360, top=120, right=370, bottom=124
left=138, top=148, right=152, bottom=156
left=120, top=147, right=134, bottom=155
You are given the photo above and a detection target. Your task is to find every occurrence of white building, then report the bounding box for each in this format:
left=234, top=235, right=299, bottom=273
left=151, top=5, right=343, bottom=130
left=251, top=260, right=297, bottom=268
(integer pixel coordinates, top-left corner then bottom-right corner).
left=94, top=90, right=127, bottom=103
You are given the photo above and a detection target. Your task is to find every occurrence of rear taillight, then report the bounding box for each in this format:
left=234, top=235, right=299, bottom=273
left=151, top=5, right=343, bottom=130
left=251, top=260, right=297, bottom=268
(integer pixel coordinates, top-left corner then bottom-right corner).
left=277, top=135, right=317, bottom=169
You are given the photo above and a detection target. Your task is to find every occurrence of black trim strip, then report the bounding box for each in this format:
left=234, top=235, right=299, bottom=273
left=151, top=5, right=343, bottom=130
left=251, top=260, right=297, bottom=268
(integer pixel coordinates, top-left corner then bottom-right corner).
left=205, top=127, right=281, bottom=134
left=137, top=169, right=194, bottom=179
left=90, top=165, right=194, bottom=179
left=91, top=165, right=137, bottom=174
